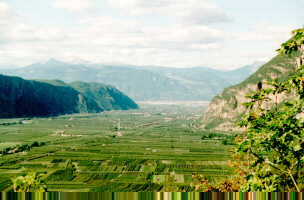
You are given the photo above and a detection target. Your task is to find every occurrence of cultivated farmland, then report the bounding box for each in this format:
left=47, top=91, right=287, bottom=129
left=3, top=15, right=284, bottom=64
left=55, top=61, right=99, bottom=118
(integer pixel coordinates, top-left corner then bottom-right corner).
left=0, top=103, right=234, bottom=192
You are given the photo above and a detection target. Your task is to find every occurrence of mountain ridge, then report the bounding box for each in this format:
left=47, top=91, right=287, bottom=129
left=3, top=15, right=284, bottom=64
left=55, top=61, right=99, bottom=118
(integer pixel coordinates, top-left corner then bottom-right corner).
left=0, top=60, right=263, bottom=101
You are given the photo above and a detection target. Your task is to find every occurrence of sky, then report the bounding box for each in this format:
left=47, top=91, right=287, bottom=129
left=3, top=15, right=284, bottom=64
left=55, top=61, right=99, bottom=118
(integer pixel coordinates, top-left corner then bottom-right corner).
left=0, top=0, right=303, bottom=69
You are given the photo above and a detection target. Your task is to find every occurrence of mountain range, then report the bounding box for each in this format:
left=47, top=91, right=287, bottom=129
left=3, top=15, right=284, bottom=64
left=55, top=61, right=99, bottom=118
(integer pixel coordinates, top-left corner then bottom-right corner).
left=0, top=60, right=263, bottom=101
left=0, top=74, right=138, bottom=118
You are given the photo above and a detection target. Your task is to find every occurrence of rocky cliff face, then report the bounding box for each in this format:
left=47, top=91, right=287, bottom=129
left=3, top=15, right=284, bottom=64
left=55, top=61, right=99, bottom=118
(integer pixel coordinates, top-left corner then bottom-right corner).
left=203, top=52, right=299, bottom=132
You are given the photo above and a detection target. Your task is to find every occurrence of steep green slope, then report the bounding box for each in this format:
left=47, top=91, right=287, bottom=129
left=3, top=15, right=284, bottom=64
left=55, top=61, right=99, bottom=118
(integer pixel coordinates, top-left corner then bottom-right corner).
left=70, top=82, right=139, bottom=111
left=0, top=75, right=87, bottom=118
left=203, top=53, right=298, bottom=131
left=0, top=75, right=138, bottom=118
left=0, top=60, right=260, bottom=101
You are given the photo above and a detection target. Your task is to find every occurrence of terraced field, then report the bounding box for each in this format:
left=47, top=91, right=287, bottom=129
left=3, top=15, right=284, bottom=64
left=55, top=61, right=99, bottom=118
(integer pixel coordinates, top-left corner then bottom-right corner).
left=0, top=103, right=234, bottom=192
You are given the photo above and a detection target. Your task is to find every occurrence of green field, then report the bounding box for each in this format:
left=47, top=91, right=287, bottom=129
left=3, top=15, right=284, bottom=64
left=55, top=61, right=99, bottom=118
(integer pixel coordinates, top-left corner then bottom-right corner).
left=0, top=103, right=234, bottom=192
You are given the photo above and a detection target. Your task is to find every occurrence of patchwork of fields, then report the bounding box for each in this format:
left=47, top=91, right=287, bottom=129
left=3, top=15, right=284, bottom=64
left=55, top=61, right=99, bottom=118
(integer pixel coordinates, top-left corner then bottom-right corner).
left=0, top=103, right=234, bottom=192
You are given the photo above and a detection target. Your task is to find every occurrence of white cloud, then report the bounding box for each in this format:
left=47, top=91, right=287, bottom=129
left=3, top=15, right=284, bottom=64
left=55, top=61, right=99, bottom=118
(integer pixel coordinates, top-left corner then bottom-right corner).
left=0, top=10, right=227, bottom=67
left=53, top=0, right=93, bottom=12
left=0, top=1, right=10, bottom=16
left=0, top=1, right=300, bottom=70
left=76, top=16, right=226, bottom=52
left=108, top=0, right=231, bottom=25
left=236, top=23, right=294, bottom=43
left=0, top=1, right=14, bottom=25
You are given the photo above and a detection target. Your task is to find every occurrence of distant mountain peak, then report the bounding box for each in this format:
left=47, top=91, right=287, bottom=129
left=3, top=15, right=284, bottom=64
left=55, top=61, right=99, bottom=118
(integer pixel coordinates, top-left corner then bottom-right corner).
left=68, top=58, right=93, bottom=65
left=0, top=60, right=259, bottom=101
left=44, top=58, right=66, bottom=66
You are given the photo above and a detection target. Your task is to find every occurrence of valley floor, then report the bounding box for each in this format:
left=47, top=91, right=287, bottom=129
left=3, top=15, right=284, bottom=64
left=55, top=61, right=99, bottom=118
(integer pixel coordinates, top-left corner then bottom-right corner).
left=0, top=103, right=234, bottom=192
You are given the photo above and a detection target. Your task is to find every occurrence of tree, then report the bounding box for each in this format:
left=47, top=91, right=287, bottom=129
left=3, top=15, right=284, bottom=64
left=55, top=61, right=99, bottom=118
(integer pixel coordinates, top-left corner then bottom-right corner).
left=12, top=172, right=46, bottom=192
left=236, top=28, right=304, bottom=192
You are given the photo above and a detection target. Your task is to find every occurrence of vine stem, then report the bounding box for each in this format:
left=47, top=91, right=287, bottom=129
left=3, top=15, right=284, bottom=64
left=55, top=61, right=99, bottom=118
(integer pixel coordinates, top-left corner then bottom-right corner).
left=289, top=171, right=300, bottom=192
left=264, top=160, right=300, bottom=192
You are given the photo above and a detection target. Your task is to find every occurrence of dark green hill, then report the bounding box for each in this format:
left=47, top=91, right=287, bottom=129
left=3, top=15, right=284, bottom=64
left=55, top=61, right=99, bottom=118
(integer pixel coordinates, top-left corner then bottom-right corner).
left=0, top=74, right=138, bottom=118
left=70, top=82, right=138, bottom=111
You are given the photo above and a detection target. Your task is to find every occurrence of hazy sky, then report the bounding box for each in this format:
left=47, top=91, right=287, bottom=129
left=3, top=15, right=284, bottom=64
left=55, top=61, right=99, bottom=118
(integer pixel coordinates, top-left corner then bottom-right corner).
left=0, top=0, right=303, bottom=69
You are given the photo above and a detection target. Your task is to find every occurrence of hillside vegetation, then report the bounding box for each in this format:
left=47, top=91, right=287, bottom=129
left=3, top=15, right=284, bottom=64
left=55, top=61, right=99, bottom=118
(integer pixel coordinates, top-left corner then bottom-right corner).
left=0, top=74, right=138, bottom=118
left=233, top=28, right=304, bottom=192
left=203, top=45, right=298, bottom=131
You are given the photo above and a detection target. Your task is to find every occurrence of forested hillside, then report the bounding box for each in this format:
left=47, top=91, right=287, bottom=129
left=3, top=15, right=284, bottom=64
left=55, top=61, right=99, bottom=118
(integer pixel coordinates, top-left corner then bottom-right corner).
left=0, top=74, right=138, bottom=118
